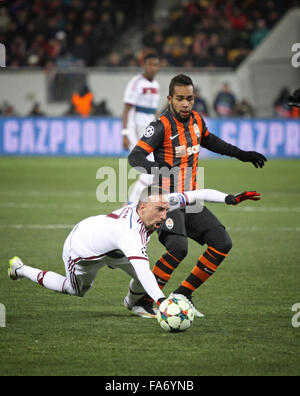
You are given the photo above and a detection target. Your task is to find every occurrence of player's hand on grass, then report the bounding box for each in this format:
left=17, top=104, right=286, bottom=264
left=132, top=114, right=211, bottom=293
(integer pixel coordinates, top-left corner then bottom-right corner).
left=225, top=191, right=261, bottom=205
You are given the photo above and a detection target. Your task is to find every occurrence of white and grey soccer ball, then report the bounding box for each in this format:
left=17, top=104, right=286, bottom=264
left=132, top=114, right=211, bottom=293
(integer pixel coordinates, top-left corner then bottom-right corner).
left=157, top=297, right=194, bottom=332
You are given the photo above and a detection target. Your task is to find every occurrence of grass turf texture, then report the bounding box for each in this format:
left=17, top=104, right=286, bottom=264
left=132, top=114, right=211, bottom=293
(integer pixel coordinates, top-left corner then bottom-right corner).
left=0, top=157, right=300, bottom=376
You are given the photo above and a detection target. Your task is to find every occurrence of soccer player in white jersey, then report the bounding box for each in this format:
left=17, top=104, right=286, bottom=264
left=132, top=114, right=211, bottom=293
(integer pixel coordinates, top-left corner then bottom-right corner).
left=8, top=186, right=260, bottom=318
left=122, top=53, right=160, bottom=204
left=8, top=186, right=168, bottom=318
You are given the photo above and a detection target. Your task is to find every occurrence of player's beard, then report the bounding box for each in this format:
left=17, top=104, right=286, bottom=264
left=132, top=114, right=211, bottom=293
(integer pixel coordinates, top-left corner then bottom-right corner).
left=170, top=102, right=191, bottom=121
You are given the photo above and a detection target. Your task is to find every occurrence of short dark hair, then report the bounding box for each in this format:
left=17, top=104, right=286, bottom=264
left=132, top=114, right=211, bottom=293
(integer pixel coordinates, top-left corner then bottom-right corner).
left=144, top=53, right=159, bottom=63
left=169, top=74, right=194, bottom=96
left=137, top=185, right=168, bottom=208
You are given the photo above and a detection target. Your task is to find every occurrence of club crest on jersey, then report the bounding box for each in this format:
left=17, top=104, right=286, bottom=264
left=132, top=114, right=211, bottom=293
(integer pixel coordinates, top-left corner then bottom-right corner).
left=165, top=218, right=174, bottom=230
left=144, top=125, right=155, bottom=138
left=193, top=123, right=200, bottom=137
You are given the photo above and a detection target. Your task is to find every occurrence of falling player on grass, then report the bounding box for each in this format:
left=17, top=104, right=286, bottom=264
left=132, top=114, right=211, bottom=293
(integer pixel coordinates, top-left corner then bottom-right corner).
left=8, top=186, right=168, bottom=317
left=8, top=186, right=260, bottom=318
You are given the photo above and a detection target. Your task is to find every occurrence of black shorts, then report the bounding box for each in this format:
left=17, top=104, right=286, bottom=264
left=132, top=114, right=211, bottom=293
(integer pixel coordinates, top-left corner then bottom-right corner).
left=159, top=206, right=225, bottom=246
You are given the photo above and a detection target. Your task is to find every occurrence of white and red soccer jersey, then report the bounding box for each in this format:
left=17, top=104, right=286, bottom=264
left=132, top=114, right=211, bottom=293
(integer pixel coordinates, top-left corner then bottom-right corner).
left=124, top=74, right=160, bottom=145
left=65, top=204, right=164, bottom=303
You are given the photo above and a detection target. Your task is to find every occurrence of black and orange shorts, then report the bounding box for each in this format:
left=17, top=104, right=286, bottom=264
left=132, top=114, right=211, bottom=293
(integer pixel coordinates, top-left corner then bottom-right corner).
left=158, top=206, right=225, bottom=246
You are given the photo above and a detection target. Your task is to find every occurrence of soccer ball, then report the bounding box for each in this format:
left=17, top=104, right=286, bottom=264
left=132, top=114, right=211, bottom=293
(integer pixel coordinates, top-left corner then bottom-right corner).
left=157, top=297, right=194, bottom=332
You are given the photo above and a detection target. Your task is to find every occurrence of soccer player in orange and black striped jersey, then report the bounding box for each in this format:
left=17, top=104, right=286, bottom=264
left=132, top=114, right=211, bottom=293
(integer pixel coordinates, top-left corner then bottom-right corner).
left=127, top=74, right=267, bottom=317
left=134, top=103, right=207, bottom=193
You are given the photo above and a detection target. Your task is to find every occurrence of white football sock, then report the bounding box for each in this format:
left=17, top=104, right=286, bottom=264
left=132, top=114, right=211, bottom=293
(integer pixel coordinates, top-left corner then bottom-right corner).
left=18, top=265, right=66, bottom=293
left=17, top=264, right=40, bottom=282
left=38, top=271, right=66, bottom=293
left=126, top=278, right=146, bottom=306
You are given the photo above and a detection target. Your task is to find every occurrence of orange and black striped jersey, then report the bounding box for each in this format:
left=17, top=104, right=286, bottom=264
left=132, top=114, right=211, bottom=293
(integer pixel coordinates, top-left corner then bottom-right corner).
left=129, top=108, right=244, bottom=193
left=134, top=109, right=210, bottom=192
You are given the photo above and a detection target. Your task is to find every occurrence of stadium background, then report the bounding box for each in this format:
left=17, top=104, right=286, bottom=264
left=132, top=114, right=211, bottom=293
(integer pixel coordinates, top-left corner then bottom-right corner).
left=0, top=0, right=300, bottom=377
left=0, top=0, right=300, bottom=157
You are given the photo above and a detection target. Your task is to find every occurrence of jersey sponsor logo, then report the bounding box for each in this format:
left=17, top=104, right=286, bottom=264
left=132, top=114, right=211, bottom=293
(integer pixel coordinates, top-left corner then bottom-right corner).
left=143, top=87, right=159, bottom=94
left=165, top=218, right=174, bottom=230
left=175, top=144, right=200, bottom=158
left=144, top=125, right=155, bottom=138
left=175, top=145, right=186, bottom=158
left=186, top=144, right=200, bottom=156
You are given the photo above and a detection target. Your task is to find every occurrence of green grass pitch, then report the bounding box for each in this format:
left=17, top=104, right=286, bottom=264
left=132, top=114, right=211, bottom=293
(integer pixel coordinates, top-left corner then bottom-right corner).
left=0, top=157, right=300, bottom=376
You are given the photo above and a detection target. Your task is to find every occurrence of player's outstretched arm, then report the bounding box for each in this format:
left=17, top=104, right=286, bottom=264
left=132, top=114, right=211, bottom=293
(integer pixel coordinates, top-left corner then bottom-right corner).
left=201, top=133, right=267, bottom=168
left=130, top=259, right=166, bottom=304
left=167, top=189, right=261, bottom=211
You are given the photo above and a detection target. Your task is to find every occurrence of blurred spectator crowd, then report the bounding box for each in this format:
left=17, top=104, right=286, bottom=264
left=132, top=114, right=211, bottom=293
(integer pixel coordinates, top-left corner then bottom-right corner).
left=0, top=0, right=297, bottom=69
left=0, top=0, right=151, bottom=68
left=138, top=0, right=297, bottom=69
left=0, top=0, right=299, bottom=119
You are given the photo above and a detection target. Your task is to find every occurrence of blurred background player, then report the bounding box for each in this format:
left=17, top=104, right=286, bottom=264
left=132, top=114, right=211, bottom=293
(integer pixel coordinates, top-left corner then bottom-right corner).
left=122, top=53, right=161, bottom=204
left=71, top=83, right=94, bottom=117
left=288, top=88, right=300, bottom=107
left=273, top=87, right=292, bottom=118
left=288, top=88, right=300, bottom=118
left=213, top=82, right=236, bottom=117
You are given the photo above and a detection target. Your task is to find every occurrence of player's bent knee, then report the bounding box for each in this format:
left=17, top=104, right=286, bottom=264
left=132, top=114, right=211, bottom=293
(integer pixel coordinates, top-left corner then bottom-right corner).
left=206, top=226, right=233, bottom=255
left=63, top=281, right=89, bottom=297
left=224, top=235, right=233, bottom=253
left=69, top=288, right=87, bottom=297
left=173, top=244, right=188, bottom=261
left=75, top=290, right=86, bottom=297
left=165, top=235, right=188, bottom=261
left=218, top=233, right=233, bottom=254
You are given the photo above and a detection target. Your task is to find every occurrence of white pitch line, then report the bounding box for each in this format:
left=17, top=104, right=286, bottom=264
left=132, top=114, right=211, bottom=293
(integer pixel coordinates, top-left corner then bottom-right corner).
left=227, top=226, right=300, bottom=232
left=1, top=202, right=300, bottom=213
left=0, top=190, right=94, bottom=198
left=1, top=190, right=300, bottom=195
left=0, top=224, right=74, bottom=229
left=0, top=224, right=300, bottom=232
left=0, top=202, right=100, bottom=210
left=228, top=206, right=300, bottom=213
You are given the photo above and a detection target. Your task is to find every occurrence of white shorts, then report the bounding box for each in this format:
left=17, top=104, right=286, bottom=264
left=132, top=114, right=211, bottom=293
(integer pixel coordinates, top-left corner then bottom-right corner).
left=62, top=234, right=139, bottom=297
